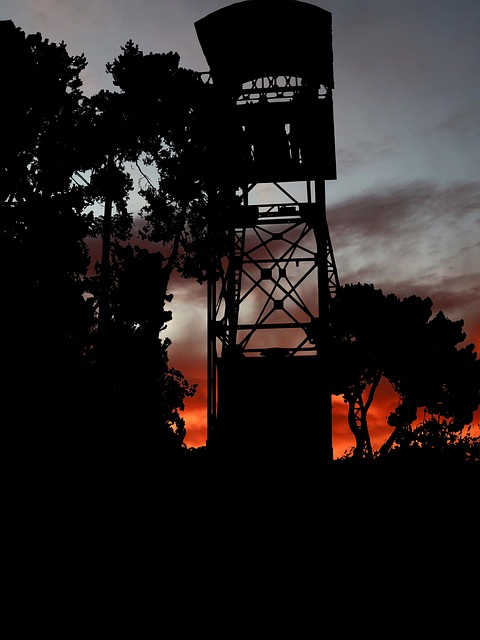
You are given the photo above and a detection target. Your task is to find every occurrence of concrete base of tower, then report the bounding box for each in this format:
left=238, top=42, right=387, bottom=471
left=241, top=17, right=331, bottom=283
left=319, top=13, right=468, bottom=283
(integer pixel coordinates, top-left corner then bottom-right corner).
left=209, top=354, right=333, bottom=472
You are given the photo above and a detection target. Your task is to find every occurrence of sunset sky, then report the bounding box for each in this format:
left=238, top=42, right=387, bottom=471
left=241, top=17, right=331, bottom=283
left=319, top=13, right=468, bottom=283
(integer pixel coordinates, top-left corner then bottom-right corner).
left=4, top=0, right=479, bottom=457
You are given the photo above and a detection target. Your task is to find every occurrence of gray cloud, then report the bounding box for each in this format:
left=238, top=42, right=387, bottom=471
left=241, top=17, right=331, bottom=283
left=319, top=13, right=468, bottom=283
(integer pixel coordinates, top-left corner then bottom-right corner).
left=328, top=180, right=479, bottom=345
left=329, top=180, right=480, bottom=240
left=419, top=107, right=480, bottom=141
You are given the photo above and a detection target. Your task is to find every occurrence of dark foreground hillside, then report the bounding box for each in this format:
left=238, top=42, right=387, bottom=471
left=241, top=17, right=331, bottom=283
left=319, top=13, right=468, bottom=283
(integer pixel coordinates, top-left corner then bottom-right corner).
left=176, top=451, right=479, bottom=527
left=4, top=432, right=479, bottom=627
left=6, top=430, right=478, bottom=562
left=7, top=432, right=478, bottom=522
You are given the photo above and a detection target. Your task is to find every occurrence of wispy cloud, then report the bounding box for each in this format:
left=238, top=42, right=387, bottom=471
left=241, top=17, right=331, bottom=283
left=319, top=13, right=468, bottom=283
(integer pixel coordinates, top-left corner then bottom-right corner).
left=327, top=179, right=480, bottom=343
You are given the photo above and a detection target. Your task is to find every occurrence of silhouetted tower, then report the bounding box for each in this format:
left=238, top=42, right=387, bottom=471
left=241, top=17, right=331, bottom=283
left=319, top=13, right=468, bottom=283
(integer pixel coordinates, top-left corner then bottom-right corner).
left=195, top=0, right=339, bottom=463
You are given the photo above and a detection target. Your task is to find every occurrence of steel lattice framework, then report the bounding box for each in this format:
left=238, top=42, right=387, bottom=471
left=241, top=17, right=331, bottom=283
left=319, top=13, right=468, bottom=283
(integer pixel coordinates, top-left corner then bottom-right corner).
left=210, top=189, right=339, bottom=355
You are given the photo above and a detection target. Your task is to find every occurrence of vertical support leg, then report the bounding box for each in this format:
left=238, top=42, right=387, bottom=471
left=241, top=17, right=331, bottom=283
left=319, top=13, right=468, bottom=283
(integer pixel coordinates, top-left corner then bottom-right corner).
left=314, top=180, right=335, bottom=462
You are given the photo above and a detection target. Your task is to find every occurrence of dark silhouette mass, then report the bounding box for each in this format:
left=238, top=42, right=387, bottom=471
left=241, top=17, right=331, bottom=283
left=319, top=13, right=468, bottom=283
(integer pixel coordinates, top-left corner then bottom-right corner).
left=195, top=0, right=338, bottom=466
left=0, top=2, right=478, bottom=534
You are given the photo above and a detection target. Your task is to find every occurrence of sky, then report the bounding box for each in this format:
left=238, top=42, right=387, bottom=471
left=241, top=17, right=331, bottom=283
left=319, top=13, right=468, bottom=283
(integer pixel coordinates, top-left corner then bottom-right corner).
left=4, top=0, right=479, bottom=457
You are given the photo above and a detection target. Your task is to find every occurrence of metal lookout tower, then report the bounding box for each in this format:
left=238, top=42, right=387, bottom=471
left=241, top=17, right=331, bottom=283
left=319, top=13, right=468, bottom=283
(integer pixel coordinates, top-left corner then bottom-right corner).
left=195, top=0, right=339, bottom=463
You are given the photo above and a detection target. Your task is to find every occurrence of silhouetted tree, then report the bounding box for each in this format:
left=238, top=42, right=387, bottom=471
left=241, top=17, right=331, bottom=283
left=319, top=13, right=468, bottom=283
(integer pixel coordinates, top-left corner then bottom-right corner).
left=105, top=41, right=237, bottom=280
left=75, top=43, right=215, bottom=451
left=328, top=284, right=480, bottom=460
left=380, top=310, right=480, bottom=457
left=380, top=418, right=480, bottom=464
left=98, top=243, right=197, bottom=448
left=0, top=21, right=94, bottom=425
left=75, top=87, right=137, bottom=421
left=0, top=24, right=199, bottom=458
left=79, top=41, right=238, bottom=449
left=328, top=284, right=405, bottom=458
left=78, top=90, right=135, bottom=335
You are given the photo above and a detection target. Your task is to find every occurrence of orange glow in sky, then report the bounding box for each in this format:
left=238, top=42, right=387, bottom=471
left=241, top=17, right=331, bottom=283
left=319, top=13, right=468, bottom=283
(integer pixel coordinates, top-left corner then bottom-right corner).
left=181, top=373, right=480, bottom=459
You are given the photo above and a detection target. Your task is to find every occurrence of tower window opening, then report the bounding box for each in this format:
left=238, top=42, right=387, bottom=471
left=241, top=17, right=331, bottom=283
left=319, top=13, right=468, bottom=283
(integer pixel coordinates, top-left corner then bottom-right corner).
left=237, top=77, right=328, bottom=106
left=238, top=75, right=304, bottom=105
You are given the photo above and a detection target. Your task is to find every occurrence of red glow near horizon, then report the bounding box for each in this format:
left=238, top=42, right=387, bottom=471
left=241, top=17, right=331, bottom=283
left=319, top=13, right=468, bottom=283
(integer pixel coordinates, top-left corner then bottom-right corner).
left=169, top=278, right=480, bottom=457
left=182, top=369, right=480, bottom=458
left=86, top=231, right=480, bottom=458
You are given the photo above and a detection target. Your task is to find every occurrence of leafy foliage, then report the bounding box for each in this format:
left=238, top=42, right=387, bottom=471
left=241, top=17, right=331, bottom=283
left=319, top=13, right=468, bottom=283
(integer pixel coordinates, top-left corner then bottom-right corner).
left=328, top=284, right=480, bottom=459
left=0, top=23, right=197, bottom=455
left=0, top=22, right=94, bottom=424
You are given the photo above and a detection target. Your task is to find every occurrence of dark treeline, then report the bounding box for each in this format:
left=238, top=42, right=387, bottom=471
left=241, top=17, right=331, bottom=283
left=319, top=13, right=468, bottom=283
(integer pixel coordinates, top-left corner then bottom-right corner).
left=1, top=21, right=479, bottom=488
left=0, top=23, right=215, bottom=466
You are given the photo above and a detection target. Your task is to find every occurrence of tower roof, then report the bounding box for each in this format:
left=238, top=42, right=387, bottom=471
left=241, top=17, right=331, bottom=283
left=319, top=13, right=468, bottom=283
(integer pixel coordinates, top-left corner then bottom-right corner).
left=194, top=0, right=333, bottom=90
